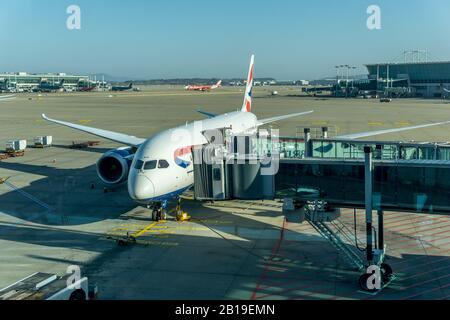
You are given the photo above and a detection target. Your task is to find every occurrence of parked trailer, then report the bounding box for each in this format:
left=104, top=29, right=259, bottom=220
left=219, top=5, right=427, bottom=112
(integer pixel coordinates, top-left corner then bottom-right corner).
left=0, top=272, right=96, bottom=300
left=71, top=141, right=100, bottom=149
left=34, top=136, right=53, bottom=148
left=6, top=139, right=27, bottom=153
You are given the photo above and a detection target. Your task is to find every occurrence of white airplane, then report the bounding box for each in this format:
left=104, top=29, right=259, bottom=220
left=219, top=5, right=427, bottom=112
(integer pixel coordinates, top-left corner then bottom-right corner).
left=0, top=94, right=15, bottom=102
left=42, top=55, right=312, bottom=218
left=42, top=55, right=450, bottom=220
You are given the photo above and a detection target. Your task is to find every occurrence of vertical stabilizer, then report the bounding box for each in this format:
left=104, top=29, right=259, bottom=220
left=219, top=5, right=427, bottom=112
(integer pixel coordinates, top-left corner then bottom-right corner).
left=241, top=54, right=254, bottom=112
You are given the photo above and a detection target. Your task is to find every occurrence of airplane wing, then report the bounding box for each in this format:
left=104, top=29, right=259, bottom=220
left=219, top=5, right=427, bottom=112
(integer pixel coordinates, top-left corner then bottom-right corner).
left=257, top=111, right=314, bottom=126
left=336, top=120, right=450, bottom=140
left=42, top=114, right=146, bottom=147
left=197, top=110, right=218, bottom=118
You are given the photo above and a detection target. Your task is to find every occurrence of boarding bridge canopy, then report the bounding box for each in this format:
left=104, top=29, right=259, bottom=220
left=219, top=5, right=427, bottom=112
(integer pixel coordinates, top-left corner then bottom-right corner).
left=194, top=134, right=450, bottom=215
left=273, top=137, right=450, bottom=161
left=276, top=158, right=450, bottom=214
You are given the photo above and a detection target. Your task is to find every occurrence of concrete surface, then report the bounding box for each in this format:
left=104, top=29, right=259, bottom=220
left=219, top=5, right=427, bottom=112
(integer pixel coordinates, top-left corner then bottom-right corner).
left=1, top=86, right=450, bottom=299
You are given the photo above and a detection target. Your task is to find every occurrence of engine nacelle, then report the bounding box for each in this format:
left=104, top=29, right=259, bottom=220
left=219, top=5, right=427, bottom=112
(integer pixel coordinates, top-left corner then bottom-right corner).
left=96, top=147, right=135, bottom=185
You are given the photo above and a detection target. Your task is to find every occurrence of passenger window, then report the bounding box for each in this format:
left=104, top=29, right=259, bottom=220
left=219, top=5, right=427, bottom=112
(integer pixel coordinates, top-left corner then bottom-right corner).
left=134, top=160, right=144, bottom=170
left=158, top=160, right=170, bottom=169
left=144, top=160, right=157, bottom=170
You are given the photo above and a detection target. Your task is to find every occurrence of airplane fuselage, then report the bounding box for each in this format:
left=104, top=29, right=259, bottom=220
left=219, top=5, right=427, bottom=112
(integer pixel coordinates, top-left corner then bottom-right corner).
left=128, top=111, right=258, bottom=203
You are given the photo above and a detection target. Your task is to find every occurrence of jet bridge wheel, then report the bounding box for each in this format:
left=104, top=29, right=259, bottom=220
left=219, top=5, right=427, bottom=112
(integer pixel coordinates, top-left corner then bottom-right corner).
left=358, top=274, right=378, bottom=293
left=380, top=263, right=393, bottom=283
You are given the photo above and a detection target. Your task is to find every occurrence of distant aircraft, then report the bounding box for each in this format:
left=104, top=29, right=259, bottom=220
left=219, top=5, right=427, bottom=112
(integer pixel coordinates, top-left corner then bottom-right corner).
left=77, top=80, right=97, bottom=92
left=77, top=86, right=96, bottom=92
left=42, top=54, right=450, bottom=221
left=33, top=79, right=65, bottom=93
left=185, top=80, right=222, bottom=91
left=111, top=83, right=133, bottom=92
left=0, top=94, right=15, bottom=102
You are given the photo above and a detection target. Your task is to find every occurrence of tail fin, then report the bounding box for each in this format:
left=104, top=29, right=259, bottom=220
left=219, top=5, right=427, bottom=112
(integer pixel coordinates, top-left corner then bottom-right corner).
left=129, top=83, right=133, bottom=88
left=241, top=54, right=254, bottom=112
left=211, top=80, right=222, bottom=89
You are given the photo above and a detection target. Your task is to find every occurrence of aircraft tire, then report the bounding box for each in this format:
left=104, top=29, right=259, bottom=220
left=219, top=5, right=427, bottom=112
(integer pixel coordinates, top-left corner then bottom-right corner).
left=380, top=263, right=393, bottom=283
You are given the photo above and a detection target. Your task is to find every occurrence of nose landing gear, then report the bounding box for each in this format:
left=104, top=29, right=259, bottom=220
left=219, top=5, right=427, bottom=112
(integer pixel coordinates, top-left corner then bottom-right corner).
left=147, top=200, right=167, bottom=221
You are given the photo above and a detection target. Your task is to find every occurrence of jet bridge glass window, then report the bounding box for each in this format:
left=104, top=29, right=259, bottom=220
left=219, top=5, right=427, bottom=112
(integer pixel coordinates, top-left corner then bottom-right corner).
left=158, top=160, right=170, bottom=169
left=134, top=159, right=144, bottom=170
left=144, top=160, right=157, bottom=170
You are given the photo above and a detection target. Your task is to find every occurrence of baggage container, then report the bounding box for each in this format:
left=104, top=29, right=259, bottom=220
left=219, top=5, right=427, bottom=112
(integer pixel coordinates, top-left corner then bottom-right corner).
left=6, top=139, right=27, bottom=152
left=34, top=135, right=53, bottom=147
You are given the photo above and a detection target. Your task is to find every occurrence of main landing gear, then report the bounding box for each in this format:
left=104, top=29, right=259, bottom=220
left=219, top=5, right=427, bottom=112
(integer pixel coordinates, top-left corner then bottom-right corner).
left=147, top=200, right=167, bottom=221
left=147, top=198, right=190, bottom=222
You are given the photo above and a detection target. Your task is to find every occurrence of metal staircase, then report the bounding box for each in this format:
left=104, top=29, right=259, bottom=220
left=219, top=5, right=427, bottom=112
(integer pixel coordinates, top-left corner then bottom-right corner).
left=303, top=202, right=366, bottom=271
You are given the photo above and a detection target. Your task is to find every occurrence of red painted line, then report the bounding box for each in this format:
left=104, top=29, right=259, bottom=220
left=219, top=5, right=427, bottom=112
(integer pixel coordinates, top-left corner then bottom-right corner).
left=386, top=213, right=446, bottom=224
left=384, top=222, right=450, bottom=249
left=383, top=216, right=425, bottom=228
left=403, top=273, right=450, bottom=291
left=400, top=263, right=450, bottom=281
left=428, top=227, right=450, bottom=238
left=255, top=270, right=341, bottom=300
left=391, top=219, right=449, bottom=234
left=401, top=281, right=450, bottom=300
left=394, top=256, right=449, bottom=273
left=393, top=233, right=450, bottom=251
left=250, top=218, right=286, bottom=300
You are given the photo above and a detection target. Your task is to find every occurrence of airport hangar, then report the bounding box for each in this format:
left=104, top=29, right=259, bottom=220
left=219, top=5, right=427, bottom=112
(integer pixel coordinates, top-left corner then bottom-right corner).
left=361, top=61, right=450, bottom=98
left=0, top=72, right=89, bottom=91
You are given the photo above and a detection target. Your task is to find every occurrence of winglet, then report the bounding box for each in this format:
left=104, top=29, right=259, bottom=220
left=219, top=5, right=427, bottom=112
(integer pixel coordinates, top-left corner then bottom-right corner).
left=42, top=113, right=48, bottom=120
left=241, top=54, right=255, bottom=113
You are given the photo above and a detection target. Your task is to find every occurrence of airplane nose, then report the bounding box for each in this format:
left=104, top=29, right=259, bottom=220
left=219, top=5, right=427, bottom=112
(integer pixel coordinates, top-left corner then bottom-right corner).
left=128, top=173, right=155, bottom=201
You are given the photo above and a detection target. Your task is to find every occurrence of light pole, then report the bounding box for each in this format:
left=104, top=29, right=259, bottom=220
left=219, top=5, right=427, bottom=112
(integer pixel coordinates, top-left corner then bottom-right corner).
left=344, top=65, right=350, bottom=98
left=335, top=66, right=340, bottom=97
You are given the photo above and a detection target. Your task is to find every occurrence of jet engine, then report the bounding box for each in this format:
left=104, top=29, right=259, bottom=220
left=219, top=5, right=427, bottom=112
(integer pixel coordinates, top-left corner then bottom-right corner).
left=96, top=147, right=135, bottom=185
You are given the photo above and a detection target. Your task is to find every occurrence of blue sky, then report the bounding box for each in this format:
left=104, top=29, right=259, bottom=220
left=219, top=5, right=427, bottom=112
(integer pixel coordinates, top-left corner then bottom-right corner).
left=1, top=0, right=449, bottom=80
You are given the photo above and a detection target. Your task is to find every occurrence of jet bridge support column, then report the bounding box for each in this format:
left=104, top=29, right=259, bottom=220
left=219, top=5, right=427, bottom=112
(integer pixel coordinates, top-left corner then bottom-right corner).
left=322, top=127, right=328, bottom=139
left=378, top=209, right=384, bottom=250
left=304, top=128, right=312, bottom=158
left=364, top=146, right=374, bottom=263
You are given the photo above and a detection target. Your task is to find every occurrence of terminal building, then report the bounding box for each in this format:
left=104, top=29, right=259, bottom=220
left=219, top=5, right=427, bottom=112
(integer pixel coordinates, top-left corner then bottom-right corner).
left=0, top=72, right=89, bottom=91
left=365, top=61, right=450, bottom=98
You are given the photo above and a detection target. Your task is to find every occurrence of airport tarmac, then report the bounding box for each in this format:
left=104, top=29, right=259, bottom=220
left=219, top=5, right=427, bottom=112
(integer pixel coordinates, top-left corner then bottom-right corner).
left=1, top=86, right=450, bottom=299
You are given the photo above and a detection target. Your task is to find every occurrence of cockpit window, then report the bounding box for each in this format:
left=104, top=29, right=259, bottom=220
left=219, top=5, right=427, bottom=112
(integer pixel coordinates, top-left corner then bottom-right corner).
left=134, top=159, right=144, bottom=170
left=144, top=160, right=157, bottom=170
left=158, top=160, right=170, bottom=169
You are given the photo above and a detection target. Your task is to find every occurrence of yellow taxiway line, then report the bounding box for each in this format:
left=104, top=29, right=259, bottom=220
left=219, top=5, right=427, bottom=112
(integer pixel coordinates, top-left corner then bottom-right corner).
left=132, top=221, right=158, bottom=238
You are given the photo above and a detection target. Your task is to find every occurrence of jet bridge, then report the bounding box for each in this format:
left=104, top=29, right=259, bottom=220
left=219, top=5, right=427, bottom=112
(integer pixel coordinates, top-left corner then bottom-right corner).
left=192, top=128, right=450, bottom=292
left=194, top=131, right=450, bottom=213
